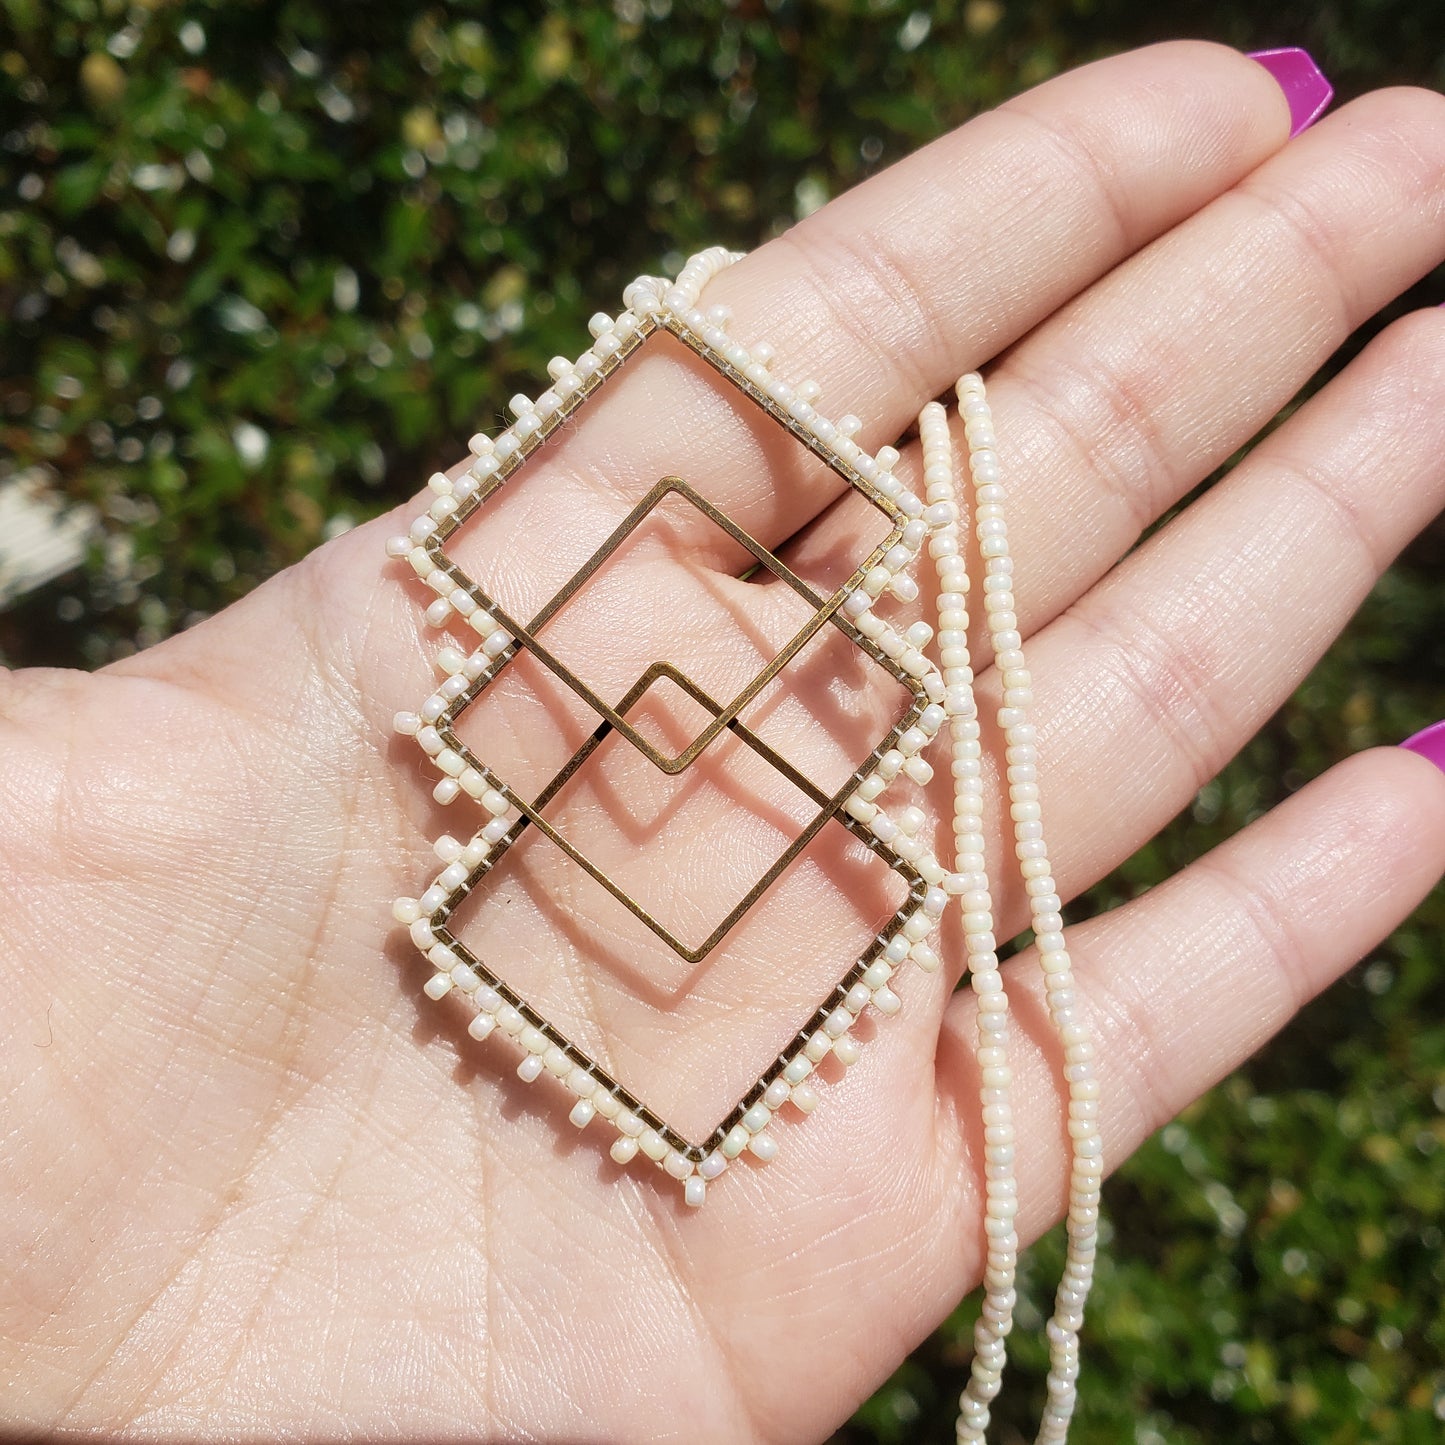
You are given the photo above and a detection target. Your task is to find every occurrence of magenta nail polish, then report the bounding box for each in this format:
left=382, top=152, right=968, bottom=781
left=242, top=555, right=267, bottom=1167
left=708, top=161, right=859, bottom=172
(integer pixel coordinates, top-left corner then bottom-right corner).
left=1247, top=48, right=1334, bottom=137
left=1401, top=720, right=1445, bottom=774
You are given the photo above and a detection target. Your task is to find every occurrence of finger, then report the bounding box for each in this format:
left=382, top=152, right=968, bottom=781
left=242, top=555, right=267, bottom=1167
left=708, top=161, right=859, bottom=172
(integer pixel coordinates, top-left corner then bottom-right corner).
left=936, top=744, right=1445, bottom=1252
left=987, top=306, right=1445, bottom=921
left=779, top=84, right=1445, bottom=634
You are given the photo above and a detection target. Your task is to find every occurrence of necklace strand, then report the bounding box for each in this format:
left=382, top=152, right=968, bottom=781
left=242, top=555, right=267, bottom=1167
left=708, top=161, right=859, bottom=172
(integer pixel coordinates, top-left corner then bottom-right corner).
left=919, top=399, right=1019, bottom=1439
left=924, top=376, right=1101, bottom=1442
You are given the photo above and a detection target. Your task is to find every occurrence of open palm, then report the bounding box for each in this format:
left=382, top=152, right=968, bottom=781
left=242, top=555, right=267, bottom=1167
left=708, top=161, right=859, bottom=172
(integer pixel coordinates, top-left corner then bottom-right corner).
left=4, top=43, right=1445, bottom=1442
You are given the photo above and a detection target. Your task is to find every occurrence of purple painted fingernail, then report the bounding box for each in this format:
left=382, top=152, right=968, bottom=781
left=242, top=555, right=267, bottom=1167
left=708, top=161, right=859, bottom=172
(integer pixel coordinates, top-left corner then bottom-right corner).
left=1247, top=48, right=1334, bottom=137
left=1401, top=720, right=1445, bottom=774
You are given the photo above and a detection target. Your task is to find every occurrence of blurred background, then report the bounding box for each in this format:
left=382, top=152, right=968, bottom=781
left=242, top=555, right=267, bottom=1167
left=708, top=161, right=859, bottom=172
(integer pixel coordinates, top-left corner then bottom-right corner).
left=2, top=2, right=1442, bottom=1440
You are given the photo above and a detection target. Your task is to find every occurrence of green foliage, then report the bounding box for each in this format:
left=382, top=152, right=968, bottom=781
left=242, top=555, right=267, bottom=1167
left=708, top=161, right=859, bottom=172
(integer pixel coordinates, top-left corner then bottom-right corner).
left=2, top=0, right=1030, bottom=659
left=2, top=2, right=1443, bottom=1440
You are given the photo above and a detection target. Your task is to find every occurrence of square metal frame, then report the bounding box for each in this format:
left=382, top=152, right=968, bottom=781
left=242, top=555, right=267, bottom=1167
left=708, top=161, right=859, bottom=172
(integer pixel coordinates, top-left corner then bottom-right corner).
left=399, top=305, right=943, bottom=1162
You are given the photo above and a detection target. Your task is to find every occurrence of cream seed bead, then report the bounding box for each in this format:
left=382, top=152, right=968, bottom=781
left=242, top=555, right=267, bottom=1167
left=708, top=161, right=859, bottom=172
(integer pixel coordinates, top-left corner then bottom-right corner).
left=889, top=573, right=920, bottom=604
left=897, top=726, right=928, bottom=755
left=911, top=942, right=940, bottom=973
left=921, top=851, right=947, bottom=884
left=955, top=374, right=1098, bottom=1444
left=433, top=749, right=464, bottom=778
left=742, top=1102, right=771, bottom=1133
left=862, top=960, right=892, bottom=989
left=904, top=755, right=934, bottom=785
left=698, top=1151, right=728, bottom=1180
left=920, top=397, right=1020, bottom=1445
left=720, top=1125, right=750, bottom=1158
left=747, top=1131, right=778, bottom=1161
left=901, top=907, right=933, bottom=941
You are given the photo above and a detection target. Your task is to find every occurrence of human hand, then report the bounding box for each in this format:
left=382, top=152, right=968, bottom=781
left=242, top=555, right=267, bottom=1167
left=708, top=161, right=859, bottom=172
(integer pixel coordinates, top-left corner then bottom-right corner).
left=4, top=42, right=1444, bottom=1441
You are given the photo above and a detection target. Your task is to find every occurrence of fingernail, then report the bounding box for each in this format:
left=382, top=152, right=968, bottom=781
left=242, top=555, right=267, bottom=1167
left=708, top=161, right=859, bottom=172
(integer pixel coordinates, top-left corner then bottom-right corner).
left=1400, top=720, right=1445, bottom=774
left=1247, top=48, right=1334, bottom=137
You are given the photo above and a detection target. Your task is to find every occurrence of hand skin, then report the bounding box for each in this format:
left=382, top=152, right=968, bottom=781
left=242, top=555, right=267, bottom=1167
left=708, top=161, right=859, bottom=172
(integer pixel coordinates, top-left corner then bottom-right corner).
left=3, top=42, right=1445, bottom=1443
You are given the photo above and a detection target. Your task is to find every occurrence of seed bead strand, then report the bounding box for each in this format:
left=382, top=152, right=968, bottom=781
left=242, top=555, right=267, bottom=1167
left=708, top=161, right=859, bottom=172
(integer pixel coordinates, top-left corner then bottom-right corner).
left=918, top=401, right=1020, bottom=1442
left=660, top=245, right=745, bottom=312
left=955, top=373, right=1101, bottom=1444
